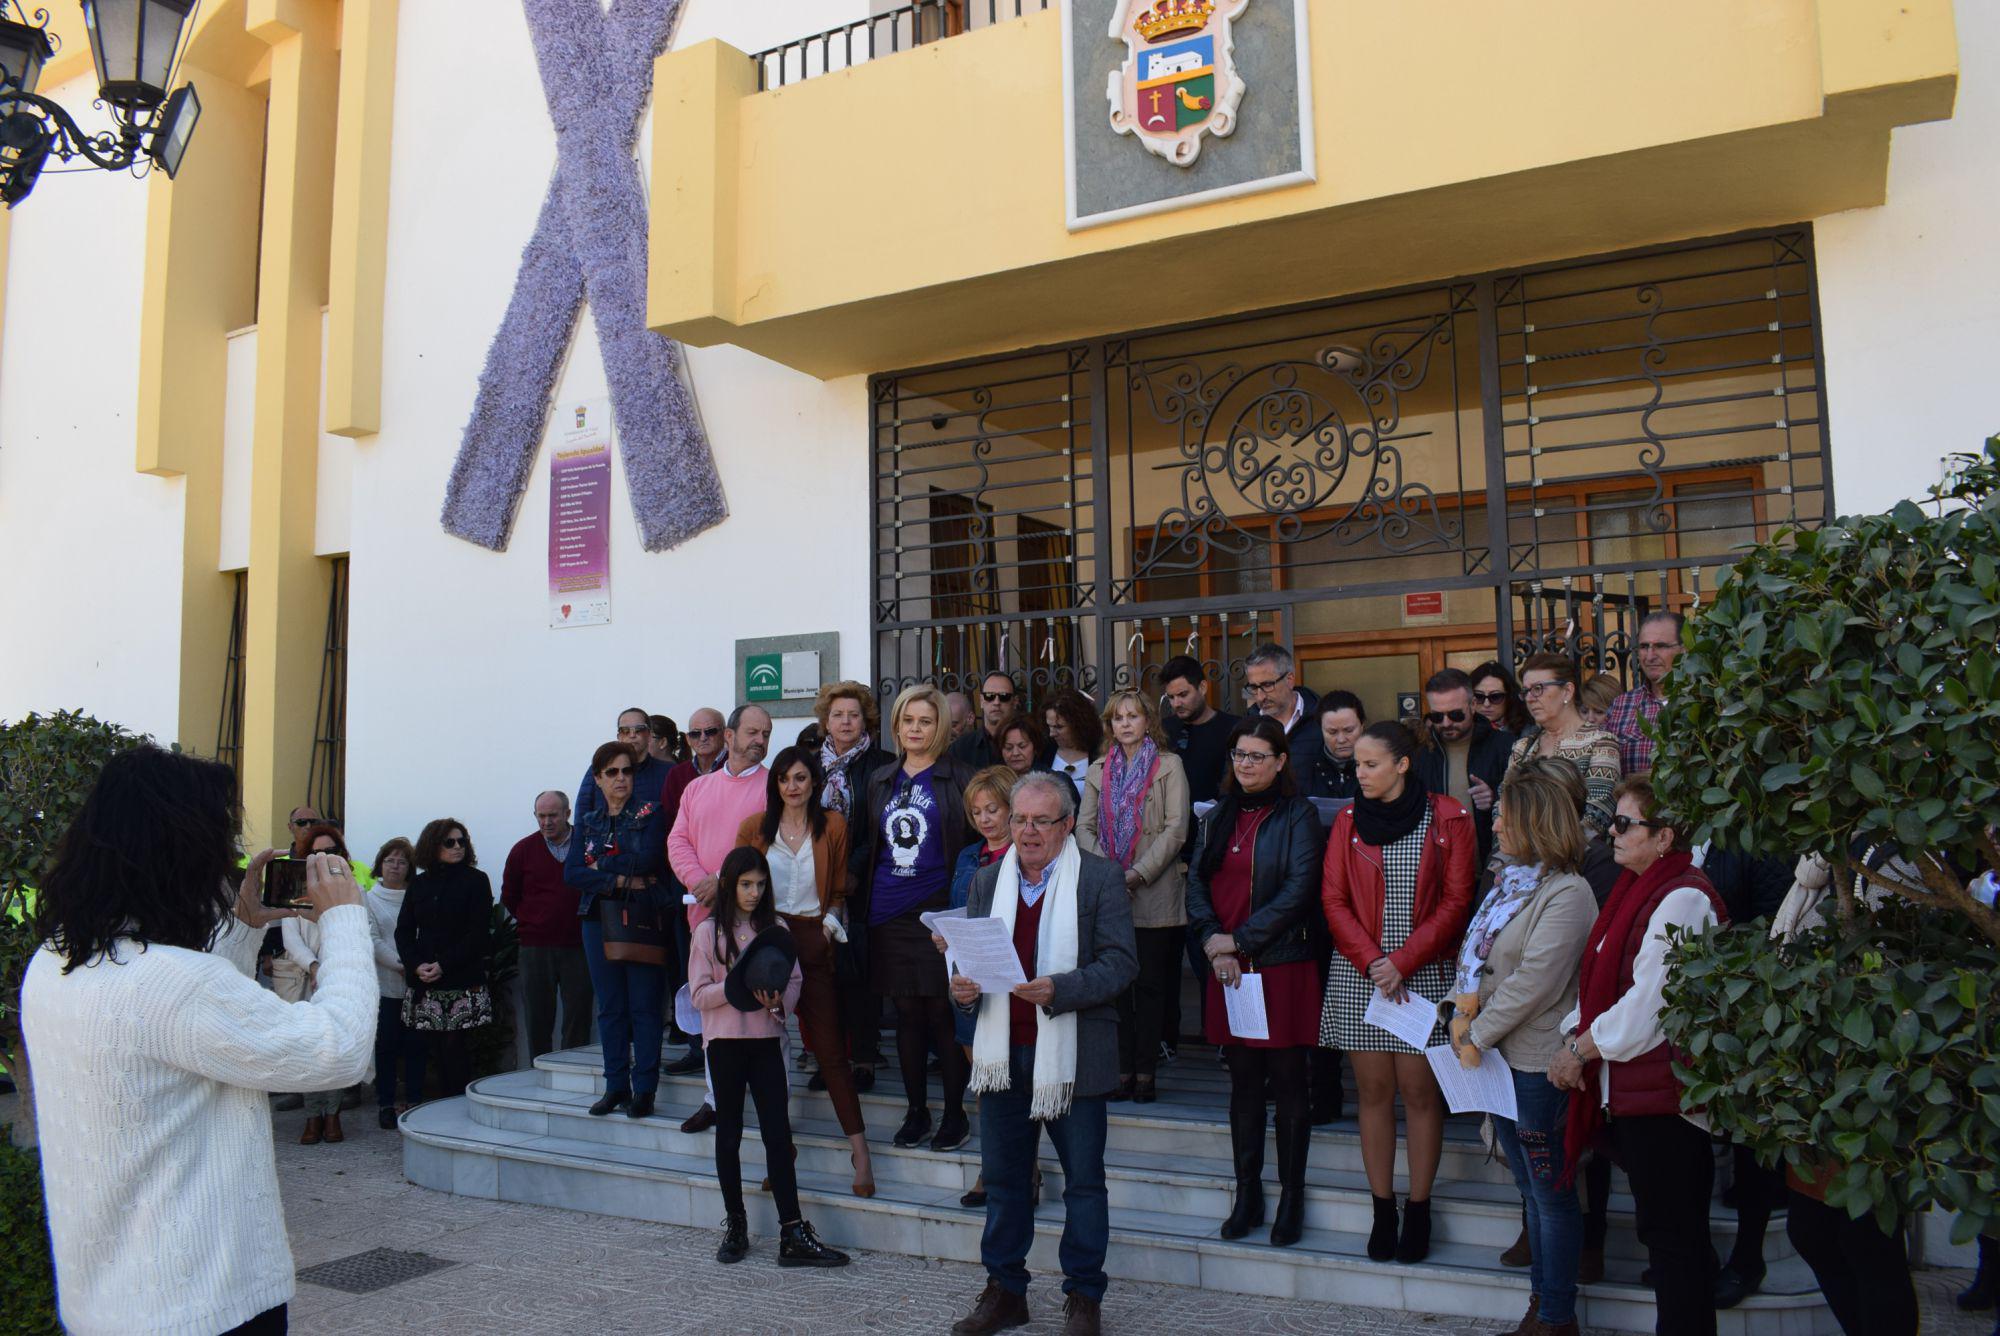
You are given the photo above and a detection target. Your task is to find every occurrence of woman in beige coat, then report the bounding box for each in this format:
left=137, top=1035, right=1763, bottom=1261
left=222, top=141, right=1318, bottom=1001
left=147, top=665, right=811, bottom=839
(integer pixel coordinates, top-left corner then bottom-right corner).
left=1445, top=757, right=1597, bottom=1336
left=1078, top=688, right=1190, bottom=1102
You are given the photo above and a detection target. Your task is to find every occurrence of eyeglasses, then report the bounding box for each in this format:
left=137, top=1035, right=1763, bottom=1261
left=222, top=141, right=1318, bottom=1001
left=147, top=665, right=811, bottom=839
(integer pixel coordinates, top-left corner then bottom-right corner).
left=1470, top=690, right=1507, bottom=705
left=1425, top=709, right=1468, bottom=725
left=602, top=765, right=634, bottom=778
left=441, top=836, right=467, bottom=849
left=982, top=690, right=1015, bottom=703
left=1008, top=814, right=1066, bottom=831
left=1609, top=814, right=1667, bottom=835
left=1229, top=749, right=1279, bottom=765
left=1522, top=681, right=1566, bottom=699
left=687, top=727, right=721, bottom=740
left=1243, top=672, right=1292, bottom=697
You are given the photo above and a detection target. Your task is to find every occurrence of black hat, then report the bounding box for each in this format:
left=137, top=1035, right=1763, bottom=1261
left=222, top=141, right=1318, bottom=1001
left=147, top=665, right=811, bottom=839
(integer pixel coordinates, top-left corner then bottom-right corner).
left=723, top=925, right=799, bottom=1012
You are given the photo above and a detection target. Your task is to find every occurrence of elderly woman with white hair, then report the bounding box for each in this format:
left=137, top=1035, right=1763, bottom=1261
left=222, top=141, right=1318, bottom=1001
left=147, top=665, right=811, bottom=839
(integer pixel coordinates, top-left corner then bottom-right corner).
left=849, top=682, right=978, bottom=1154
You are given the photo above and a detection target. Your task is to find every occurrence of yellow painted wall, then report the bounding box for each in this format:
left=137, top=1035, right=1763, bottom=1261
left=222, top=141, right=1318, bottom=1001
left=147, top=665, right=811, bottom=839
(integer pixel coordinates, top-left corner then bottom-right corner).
left=652, top=0, right=1956, bottom=376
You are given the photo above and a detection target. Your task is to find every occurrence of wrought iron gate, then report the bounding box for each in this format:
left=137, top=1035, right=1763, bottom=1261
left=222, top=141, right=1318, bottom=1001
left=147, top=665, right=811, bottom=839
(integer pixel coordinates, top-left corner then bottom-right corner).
left=870, top=228, right=1830, bottom=711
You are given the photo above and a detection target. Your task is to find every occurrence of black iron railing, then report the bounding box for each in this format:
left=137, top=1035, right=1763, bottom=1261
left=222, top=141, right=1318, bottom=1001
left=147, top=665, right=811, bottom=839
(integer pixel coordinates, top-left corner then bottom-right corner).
left=751, top=0, right=1051, bottom=92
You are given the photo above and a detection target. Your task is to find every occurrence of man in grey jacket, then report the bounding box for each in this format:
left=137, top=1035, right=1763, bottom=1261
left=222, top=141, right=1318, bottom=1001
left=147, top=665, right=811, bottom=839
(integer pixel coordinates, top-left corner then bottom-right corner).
left=949, top=772, right=1137, bottom=1336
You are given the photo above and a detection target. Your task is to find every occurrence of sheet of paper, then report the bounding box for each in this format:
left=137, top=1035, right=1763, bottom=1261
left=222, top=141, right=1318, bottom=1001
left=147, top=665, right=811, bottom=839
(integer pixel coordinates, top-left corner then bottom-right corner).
left=1424, top=1044, right=1519, bottom=1119
left=1364, top=988, right=1439, bottom=1050
left=932, top=912, right=1028, bottom=994
left=920, top=907, right=968, bottom=980
left=1222, top=973, right=1269, bottom=1041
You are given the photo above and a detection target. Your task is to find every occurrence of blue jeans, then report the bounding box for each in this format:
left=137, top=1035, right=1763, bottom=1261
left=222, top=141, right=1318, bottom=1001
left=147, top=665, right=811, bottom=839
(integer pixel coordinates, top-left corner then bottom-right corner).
left=580, top=919, right=666, bottom=1096
left=374, top=996, right=427, bottom=1107
left=1492, top=1068, right=1583, bottom=1325
left=979, top=1046, right=1109, bottom=1302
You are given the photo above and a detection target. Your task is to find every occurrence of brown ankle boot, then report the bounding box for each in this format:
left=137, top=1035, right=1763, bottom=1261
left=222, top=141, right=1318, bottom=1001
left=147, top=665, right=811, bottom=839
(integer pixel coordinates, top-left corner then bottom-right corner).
left=1500, top=1223, right=1532, bottom=1267
left=1060, top=1293, right=1102, bottom=1336
left=950, top=1279, right=1029, bottom=1335
left=322, top=1112, right=344, bottom=1143
left=1503, top=1294, right=1539, bottom=1336
left=300, top=1116, right=324, bottom=1145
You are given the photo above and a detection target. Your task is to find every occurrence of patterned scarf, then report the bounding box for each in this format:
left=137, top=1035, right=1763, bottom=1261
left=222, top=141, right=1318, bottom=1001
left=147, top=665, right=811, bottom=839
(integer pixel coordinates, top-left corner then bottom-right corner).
left=819, top=733, right=872, bottom=817
left=1101, top=739, right=1160, bottom=871
left=1452, top=861, right=1544, bottom=995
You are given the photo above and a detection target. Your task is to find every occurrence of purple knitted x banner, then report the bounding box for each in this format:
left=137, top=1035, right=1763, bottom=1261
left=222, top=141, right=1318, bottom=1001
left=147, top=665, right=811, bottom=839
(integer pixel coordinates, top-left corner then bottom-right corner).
left=442, top=0, right=726, bottom=553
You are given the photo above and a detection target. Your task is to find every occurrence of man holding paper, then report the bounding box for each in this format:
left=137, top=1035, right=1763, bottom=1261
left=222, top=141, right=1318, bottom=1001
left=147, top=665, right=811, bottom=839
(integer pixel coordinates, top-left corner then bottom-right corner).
left=947, top=773, right=1136, bottom=1336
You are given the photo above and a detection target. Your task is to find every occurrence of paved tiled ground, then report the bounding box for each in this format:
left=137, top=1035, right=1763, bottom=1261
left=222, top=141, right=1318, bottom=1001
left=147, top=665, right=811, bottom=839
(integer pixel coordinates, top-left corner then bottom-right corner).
left=6, top=1085, right=1995, bottom=1334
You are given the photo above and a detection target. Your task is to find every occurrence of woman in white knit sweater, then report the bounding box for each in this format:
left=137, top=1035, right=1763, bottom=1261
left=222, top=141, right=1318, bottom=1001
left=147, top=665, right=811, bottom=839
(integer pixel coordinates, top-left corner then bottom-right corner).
left=21, top=747, right=376, bottom=1336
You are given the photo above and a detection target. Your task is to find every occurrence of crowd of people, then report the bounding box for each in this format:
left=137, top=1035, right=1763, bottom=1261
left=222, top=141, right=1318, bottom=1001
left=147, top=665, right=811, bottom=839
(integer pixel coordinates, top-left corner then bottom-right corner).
left=14, top=611, right=1974, bottom=1336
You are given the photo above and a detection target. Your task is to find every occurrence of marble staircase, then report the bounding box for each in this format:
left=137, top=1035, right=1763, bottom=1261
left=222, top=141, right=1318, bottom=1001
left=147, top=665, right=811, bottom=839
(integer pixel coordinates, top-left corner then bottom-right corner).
left=402, top=1044, right=1836, bottom=1334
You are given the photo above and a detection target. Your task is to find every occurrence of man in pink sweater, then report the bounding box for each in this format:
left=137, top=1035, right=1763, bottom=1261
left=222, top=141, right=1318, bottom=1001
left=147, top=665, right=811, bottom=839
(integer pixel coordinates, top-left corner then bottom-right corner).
left=667, top=703, right=773, bottom=1133
left=668, top=703, right=773, bottom=928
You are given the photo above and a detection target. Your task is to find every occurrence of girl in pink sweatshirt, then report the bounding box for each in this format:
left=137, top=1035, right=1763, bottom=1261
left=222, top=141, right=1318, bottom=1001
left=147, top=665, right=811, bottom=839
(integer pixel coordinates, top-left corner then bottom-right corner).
left=691, top=846, right=848, bottom=1268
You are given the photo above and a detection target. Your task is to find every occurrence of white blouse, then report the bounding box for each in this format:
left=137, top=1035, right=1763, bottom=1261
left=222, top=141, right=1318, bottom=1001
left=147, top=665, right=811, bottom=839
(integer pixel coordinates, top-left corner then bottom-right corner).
left=1052, top=753, right=1090, bottom=786
left=1559, top=885, right=1717, bottom=1128
left=767, top=831, right=821, bottom=919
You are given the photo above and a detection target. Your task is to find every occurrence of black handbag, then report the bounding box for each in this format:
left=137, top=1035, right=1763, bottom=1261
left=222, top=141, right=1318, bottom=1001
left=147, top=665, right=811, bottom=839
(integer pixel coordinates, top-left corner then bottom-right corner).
left=597, top=893, right=668, bottom=967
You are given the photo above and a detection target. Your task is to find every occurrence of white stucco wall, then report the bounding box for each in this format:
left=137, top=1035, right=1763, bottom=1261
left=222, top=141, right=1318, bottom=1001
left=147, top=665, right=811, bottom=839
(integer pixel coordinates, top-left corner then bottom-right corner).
left=340, top=0, right=871, bottom=861
left=1815, top=1, right=2000, bottom=517
left=0, top=72, right=183, bottom=742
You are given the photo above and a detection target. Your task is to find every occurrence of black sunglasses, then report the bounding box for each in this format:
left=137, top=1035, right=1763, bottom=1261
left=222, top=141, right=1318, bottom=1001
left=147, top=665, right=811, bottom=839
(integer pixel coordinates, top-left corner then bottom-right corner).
left=290, top=816, right=315, bottom=828
left=441, top=836, right=467, bottom=849
left=1470, top=690, right=1508, bottom=705
left=687, top=727, right=721, bottom=740
left=1425, top=709, right=1468, bottom=725
left=1609, top=814, right=1667, bottom=835
left=982, top=690, right=1015, bottom=703
left=602, top=764, right=634, bottom=778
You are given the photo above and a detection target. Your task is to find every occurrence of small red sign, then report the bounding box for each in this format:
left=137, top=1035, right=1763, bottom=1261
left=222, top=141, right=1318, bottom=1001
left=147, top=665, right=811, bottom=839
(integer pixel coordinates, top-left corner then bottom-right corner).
left=1403, top=591, right=1445, bottom=619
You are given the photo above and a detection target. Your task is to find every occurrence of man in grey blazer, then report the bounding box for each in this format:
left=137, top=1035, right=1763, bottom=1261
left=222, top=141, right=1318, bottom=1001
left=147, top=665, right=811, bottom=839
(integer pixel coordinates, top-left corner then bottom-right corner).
left=949, top=772, right=1137, bottom=1336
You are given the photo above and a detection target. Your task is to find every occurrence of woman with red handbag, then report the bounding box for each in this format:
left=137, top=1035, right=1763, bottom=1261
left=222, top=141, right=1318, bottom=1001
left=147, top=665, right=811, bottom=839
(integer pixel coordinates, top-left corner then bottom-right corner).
left=565, top=740, right=669, bottom=1119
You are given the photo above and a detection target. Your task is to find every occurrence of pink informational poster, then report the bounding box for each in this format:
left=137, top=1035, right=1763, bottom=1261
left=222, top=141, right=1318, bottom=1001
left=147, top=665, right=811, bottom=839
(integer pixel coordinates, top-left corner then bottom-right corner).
left=548, top=397, right=612, bottom=629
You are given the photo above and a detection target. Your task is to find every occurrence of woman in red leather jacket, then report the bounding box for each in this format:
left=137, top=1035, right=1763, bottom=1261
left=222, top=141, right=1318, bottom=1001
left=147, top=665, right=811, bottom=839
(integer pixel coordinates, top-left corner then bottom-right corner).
left=1319, top=720, right=1476, bottom=1265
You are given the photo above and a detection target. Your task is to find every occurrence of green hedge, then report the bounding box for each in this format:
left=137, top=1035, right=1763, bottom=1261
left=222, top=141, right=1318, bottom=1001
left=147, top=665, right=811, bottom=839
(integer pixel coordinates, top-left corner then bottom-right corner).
left=0, top=1131, right=59, bottom=1335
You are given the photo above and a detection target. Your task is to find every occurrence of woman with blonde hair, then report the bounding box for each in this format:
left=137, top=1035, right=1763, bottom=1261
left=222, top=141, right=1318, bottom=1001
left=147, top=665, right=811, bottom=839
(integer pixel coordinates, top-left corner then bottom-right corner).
left=1577, top=673, right=1621, bottom=732
left=848, top=683, right=977, bottom=1152
left=1444, top=759, right=1597, bottom=1336
left=1078, top=689, right=1189, bottom=1103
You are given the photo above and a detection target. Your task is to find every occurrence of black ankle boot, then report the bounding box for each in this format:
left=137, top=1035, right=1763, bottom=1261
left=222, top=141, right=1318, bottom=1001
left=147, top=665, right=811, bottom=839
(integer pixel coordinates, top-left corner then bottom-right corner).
left=1219, top=1112, right=1266, bottom=1240
left=716, top=1211, right=748, bottom=1264
left=1268, top=1115, right=1309, bottom=1247
left=1396, top=1197, right=1431, bottom=1263
left=779, top=1219, right=850, bottom=1268
left=1963, top=1235, right=1999, bottom=1310
left=1367, top=1195, right=1398, bottom=1261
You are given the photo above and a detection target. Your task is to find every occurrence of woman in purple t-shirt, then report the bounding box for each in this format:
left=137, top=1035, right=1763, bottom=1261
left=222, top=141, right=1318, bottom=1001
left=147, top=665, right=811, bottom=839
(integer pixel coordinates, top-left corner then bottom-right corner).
left=848, top=683, right=975, bottom=1154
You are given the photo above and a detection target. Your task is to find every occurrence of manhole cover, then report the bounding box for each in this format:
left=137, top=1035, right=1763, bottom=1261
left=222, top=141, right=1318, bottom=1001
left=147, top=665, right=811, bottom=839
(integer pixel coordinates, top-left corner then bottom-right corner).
left=297, top=1247, right=458, bottom=1295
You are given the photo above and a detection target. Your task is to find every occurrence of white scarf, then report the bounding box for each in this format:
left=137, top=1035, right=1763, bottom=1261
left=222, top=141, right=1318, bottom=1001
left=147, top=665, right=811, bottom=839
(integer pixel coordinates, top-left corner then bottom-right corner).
left=970, top=837, right=1081, bottom=1121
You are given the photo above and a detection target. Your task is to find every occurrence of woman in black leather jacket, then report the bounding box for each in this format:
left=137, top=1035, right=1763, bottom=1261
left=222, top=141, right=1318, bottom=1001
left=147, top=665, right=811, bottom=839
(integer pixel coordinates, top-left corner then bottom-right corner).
left=1185, top=714, right=1329, bottom=1247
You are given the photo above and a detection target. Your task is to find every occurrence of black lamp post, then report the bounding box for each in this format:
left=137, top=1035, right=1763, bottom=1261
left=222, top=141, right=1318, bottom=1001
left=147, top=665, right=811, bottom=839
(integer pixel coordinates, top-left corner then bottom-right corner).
left=0, top=0, right=202, bottom=208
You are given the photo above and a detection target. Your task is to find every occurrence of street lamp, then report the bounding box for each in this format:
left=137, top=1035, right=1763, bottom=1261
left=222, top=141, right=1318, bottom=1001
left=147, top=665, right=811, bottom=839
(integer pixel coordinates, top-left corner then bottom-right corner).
left=0, top=0, right=202, bottom=208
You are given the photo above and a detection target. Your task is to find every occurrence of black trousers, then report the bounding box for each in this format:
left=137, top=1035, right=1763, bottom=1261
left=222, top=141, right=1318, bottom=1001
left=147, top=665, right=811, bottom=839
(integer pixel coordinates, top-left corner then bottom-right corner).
left=708, top=1037, right=801, bottom=1223
left=519, top=944, right=594, bottom=1059
left=1611, top=1114, right=1717, bottom=1336
left=1787, top=1191, right=1917, bottom=1336
left=429, top=1031, right=471, bottom=1097
left=222, top=1305, right=287, bottom=1335
left=1116, top=926, right=1184, bottom=1078
left=1725, top=1143, right=1787, bottom=1272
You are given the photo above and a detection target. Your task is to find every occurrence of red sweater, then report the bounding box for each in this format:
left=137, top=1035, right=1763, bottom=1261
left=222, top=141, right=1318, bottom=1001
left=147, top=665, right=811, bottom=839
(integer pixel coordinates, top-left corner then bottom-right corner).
left=501, top=832, right=582, bottom=948
left=1009, top=893, right=1046, bottom=1047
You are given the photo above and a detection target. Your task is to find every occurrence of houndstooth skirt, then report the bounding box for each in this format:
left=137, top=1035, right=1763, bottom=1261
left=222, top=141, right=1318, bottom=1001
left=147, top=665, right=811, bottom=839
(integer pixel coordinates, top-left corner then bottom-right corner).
left=1320, top=810, right=1451, bottom=1054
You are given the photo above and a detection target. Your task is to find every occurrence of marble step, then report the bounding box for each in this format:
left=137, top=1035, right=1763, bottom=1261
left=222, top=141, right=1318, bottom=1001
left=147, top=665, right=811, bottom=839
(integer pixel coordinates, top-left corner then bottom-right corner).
left=466, top=1069, right=1791, bottom=1261
left=402, top=1097, right=1835, bottom=1336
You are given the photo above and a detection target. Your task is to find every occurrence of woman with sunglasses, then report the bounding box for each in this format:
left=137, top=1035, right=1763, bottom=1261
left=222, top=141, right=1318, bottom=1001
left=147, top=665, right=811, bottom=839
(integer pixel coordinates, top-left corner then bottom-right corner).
left=1186, top=715, right=1327, bottom=1247
left=1470, top=660, right=1532, bottom=735
left=1549, top=777, right=1726, bottom=1336
left=565, top=741, right=670, bottom=1118
left=1320, top=720, right=1477, bottom=1265
left=396, top=817, right=494, bottom=1099
left=1502, top=652, right=1622, bottom=842
left=850, top=683, right=976, bottom=1153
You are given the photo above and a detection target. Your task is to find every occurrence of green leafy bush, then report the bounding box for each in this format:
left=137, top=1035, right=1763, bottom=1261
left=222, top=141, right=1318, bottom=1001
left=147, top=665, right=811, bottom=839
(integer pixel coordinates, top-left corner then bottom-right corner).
left=0, top=1131, right=59, bottom=1334
left=467, top=905, right=520, bottom=1080
left=1652, top=434, right=2000, bottom=1236
left=1661, top=905, right=1999, bottom=1240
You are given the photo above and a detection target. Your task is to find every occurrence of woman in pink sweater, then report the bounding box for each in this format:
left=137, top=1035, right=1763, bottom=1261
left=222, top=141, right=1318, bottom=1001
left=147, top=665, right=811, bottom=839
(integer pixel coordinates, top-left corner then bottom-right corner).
left=691, top=846, right=848, bottom=1269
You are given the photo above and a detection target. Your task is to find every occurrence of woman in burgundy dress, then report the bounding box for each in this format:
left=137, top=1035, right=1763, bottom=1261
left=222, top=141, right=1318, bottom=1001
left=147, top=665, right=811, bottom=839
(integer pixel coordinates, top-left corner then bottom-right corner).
left=1185, top=714, right=1330, bottom=1247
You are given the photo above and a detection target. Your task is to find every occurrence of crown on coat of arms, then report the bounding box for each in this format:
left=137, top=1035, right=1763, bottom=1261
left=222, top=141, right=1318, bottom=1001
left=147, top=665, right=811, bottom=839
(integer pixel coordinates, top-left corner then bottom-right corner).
left=1135, top=0, right=1214, bottom=42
